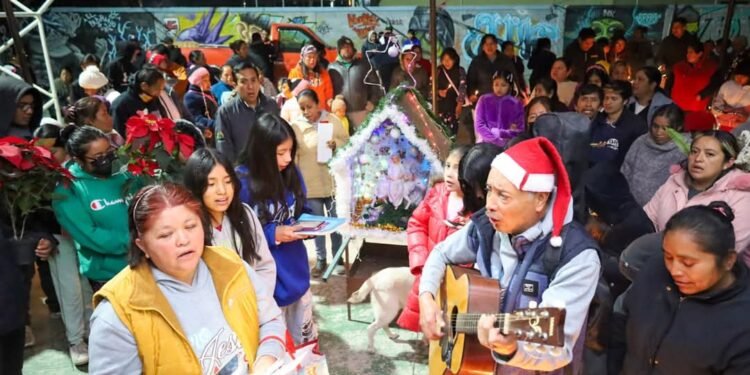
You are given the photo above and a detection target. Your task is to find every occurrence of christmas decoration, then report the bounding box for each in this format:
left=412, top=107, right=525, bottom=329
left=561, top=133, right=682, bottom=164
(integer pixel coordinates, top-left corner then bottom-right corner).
left=330, top=87, right=453, bottom=242
left=116, top=111, right=195, bottom=183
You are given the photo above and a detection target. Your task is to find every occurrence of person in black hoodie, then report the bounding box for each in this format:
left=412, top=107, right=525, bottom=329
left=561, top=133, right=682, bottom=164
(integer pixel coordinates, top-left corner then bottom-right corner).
left=527, top=37, right=557, bottom=88
left=656, top=17, right=699, bottom=75
left=110, top=66, right=165, bottom=137
left=466, top=34, right=517, bottom=104
left=105, top=40, right=141, bottom=93
left=0, top=76, right=43, bottom=138
left=612, top=202, right=750, bottom=374
left=589, top=80, right=647, bottom=168
left=0, top=218, right=26, bottom=375
left=563, top=28, right=604, bottom=82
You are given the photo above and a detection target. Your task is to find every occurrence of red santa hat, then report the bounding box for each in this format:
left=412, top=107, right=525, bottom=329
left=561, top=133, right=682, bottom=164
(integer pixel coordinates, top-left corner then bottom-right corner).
left=490, top=137, right=572, bottom=247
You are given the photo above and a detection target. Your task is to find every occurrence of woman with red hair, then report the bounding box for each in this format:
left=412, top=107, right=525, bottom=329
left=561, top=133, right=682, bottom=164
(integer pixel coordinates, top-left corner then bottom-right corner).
left=88, top=183, right=286, bottom=374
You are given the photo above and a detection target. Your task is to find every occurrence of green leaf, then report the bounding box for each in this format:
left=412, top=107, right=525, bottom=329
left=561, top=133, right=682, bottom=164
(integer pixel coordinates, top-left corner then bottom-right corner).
left=666, top=128, right=690, bottom=155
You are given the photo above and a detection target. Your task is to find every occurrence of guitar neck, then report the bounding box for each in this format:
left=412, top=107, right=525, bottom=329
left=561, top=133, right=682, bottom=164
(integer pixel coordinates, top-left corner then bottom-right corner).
left=452, top=313, right=511, bottom=334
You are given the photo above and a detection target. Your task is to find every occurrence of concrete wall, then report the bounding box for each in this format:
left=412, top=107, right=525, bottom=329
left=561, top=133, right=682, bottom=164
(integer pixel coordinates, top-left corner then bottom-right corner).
left=17, top=4, right=750, bottom=86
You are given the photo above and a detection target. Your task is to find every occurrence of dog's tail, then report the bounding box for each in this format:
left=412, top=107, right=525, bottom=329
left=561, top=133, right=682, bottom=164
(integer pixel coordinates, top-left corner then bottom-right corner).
left=347, top=278, right=374, bottom=304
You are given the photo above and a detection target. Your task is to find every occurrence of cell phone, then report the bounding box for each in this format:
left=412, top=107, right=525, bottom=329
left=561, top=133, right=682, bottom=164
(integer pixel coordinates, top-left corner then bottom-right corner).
left=295, top=221, right=326, bottom=232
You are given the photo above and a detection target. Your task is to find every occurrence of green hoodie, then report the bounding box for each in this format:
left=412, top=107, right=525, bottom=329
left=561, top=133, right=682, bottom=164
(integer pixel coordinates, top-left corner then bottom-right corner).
left=52, top=163, right=143, bottom=282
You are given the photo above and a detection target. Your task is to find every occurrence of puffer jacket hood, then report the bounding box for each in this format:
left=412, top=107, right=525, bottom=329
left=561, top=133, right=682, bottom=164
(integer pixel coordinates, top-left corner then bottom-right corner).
left=0, top=75, right=43, bottom=137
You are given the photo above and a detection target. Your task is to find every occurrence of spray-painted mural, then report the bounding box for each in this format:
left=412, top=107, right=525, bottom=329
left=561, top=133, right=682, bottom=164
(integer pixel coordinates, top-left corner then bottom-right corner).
left=6, top=4, right=749, bottom=87
left=674, top=5, right=750, bottom=42
left=563, top=6, right=666, bottom=48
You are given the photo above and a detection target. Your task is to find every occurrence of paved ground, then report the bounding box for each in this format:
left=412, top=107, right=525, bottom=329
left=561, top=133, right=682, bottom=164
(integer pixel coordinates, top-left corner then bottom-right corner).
left=21, top=241, right=428, bottom=374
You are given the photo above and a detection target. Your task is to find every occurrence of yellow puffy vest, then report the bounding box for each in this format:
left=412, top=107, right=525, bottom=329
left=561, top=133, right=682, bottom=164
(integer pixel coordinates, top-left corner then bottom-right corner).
left=94, top=246, right=260, bottom=374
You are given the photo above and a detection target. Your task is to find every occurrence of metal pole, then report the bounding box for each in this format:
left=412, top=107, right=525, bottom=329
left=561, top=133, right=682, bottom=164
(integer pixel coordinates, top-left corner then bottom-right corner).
left=1, top=0, right=33, bottom=83
left=0, top=18, right=39, bottom=55
left=429, top=0, right=438, bottom=111
left=718, top=0, right=736, bottom=68
left=35, top=11, right=62, bottom=123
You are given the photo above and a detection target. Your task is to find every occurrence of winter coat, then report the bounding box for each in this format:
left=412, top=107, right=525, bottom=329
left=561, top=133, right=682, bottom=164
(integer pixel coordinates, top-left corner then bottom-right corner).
left=644, top=168, right=750, bottom=262
left=398, top=183, right=465, bottom=331
left=52, top=162, right=143, bottom=282
left=110, top=87, right=163, bottom=137
left=528, top=49, right=556, bottom=88
left=588, top=109, right=648, bottom=168
left=670, top=58, right=718, bottom=112
left=656, top=33, right=699, bottom=70
left=288, top=66, right=334, bottom=111
left=563, top=42, right=605, bottom=82
left=620, top=256, right=750, bottom=375
left=290, top=111, right=349, bottom=199
left=211, top=81, right=234, bottom=106
left=474, top=94, right=525, bottom=147
left=0, top=222, right=26, bottom=334
left=236, top=165, right=310, bottom=307
left=389, top=64, right=430, bottom=99
left=183, top=84, right=218, bottom=129
left=0, top=76, right=43, bottom=137
left=621, top=133, right=689, bottom=206
left=626, top=91, right=673, bottom=126
left=106, top=41, right=140, bottom=93
left=328, top=57, right=375, bottom=112
left=214, top=93, right=280, bottom=164
left=467, top=52, right=518, bottom=98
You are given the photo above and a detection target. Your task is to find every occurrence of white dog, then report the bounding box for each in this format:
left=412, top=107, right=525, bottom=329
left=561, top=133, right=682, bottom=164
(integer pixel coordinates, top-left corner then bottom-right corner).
left=347, top=267, right=415, bottom=352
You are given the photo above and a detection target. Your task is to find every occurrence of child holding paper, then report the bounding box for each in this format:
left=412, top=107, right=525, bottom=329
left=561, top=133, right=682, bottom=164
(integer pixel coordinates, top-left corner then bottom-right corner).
left=291, top=89, right=349, bottom=277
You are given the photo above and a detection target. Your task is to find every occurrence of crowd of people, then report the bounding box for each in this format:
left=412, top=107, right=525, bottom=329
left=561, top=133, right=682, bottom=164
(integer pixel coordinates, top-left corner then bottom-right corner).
left=2, top=16, right=750, bottom=375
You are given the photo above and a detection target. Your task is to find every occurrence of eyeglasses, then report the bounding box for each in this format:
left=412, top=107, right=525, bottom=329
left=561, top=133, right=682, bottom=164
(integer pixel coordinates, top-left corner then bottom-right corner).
left=16, top=102, right=34, bottom=112
left=84, top=148, right=116, bottom=163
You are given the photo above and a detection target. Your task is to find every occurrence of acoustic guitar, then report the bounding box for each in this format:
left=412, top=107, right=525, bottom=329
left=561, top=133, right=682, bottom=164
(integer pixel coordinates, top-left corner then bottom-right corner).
left=429, top=266, right=566, bottom=375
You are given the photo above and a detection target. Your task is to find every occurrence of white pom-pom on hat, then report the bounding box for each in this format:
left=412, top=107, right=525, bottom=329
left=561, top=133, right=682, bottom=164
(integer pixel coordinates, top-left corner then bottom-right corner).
left=550, top=236, right=563, bottom=248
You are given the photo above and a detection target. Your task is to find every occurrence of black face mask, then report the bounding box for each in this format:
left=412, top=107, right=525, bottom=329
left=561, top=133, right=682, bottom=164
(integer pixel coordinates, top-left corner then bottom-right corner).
left=89, top=151, right=116, bottom=177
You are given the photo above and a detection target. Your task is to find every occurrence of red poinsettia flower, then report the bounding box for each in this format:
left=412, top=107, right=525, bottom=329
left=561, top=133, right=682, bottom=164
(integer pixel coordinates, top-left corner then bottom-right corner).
left=175, top=133, right=196, bottom=159
left=126, top=158, right=159, bottom=176
left=0, top=142, right=24, bottom=169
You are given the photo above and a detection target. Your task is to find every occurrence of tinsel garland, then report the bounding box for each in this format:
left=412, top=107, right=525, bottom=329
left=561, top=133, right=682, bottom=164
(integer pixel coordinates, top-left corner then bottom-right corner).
left=329, top=88, right=451, bottom=243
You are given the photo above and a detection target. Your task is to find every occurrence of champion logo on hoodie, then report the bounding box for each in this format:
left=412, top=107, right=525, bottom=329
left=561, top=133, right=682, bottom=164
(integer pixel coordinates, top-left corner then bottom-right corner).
left=89, top=194, right=134, bottom=211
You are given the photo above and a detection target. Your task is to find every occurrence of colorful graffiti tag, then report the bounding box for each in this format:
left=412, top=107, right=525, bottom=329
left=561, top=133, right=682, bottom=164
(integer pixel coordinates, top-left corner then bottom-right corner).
left=13, top=4, right=748, bottom=85
left=674, top=5, right=750, bottom=42
left=563, top=6, right=665, bottom=48
left=460, top=8, right=563, bottom=61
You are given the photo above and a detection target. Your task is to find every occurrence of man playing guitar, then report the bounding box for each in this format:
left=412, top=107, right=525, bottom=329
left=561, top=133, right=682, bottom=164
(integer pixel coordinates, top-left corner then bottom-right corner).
left=419, top=138, right=601, bottom=373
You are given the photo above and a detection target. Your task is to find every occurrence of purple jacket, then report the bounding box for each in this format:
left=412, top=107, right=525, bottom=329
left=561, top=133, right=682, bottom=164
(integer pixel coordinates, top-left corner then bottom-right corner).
left=474, top=94, right=525, bottom=147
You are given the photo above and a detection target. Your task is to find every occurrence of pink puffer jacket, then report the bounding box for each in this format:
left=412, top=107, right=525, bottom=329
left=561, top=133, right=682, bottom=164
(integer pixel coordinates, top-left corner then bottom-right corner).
left=644, top=167, right=750, bottom=264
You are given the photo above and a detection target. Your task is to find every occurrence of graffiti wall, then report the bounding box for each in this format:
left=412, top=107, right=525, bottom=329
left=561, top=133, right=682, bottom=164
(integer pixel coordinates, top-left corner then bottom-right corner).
left=674, top=5, right=750, bottom=42
left=28, top=6, right=563, bottom=77
left=563, top=6, right=666, bottom=48
left=7, top=4, right=749, bottom=85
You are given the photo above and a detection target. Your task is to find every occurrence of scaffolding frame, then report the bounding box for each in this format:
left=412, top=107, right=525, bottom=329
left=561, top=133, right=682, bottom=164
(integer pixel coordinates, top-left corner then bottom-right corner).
left=0, top=0, right=61, bottom=123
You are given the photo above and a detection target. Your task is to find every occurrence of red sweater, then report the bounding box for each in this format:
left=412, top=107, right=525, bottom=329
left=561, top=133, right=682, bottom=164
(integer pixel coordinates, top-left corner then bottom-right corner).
left=671, top=58, right=718, bottom=112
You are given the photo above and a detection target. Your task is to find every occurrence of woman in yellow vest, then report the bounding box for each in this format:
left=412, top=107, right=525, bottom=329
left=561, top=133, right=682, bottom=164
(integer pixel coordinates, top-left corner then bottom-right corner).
left=88, top=183, right=286, bottom=374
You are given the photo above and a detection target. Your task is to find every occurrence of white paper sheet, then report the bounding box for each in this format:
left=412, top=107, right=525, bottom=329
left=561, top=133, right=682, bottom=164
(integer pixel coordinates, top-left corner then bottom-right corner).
left=317, top=121, right=333, bottom=163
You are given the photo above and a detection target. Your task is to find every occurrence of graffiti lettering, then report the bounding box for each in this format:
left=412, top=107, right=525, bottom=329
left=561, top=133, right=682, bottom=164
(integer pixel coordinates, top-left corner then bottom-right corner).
left=347, top=13, right=380, bottom=39
left=461, top=12, right=560, bottom=60
left=634, top=12, right=661, bottom=27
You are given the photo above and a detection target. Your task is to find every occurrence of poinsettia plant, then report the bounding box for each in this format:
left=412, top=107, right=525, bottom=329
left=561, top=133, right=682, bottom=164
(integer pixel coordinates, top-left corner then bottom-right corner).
left=0, top=136, right=73, bottom=240
left=116, top=111, right=195, bottom=183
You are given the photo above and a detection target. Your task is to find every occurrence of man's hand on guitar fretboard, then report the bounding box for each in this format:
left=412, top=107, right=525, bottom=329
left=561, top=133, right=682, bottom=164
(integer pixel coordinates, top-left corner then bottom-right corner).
left=477, top=314, right=518, bottom=356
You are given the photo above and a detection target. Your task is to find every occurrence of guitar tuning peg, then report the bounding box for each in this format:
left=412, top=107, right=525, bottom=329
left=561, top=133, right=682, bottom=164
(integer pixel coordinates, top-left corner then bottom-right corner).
left=540, top=333, right=549, bottom=341
left=515, top=329, right=523, bottom=337
left=534, top=344, right=547, bottom=354
left=549, top=347, right=563, bottom=357
left=528, top=301, right=538, bottom=309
